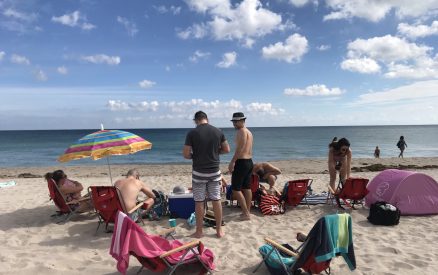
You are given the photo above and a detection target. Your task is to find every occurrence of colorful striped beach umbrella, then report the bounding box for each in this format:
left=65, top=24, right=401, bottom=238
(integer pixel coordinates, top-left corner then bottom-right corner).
left=58, top=129, right=152, bottom=183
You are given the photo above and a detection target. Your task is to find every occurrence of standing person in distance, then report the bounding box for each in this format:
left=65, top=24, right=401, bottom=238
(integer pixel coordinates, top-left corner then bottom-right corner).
left=397, top=136, right=408, bottom=158
left=228, top=112, right=254, bottom=221
left=183, top=111, right=230, bottom=238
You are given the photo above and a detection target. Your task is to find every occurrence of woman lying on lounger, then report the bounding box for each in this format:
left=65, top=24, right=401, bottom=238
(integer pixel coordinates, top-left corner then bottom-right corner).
left=328, top=137, right=352, bottom=191
left=45, top=170, right=93, bottom=212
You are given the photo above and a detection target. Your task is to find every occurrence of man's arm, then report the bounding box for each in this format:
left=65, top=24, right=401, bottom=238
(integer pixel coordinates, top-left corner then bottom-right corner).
left=228, top=130, right=245, bottom=172
left=183, top=145, right=192, bottom=159
left=140, top=182, right=156, bottom=199
left=219, top=140, right=230, bottom=154
left=346, top=149, right=352, bottom=178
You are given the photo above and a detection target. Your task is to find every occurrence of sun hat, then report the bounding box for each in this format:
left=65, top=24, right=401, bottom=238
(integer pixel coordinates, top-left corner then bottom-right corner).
left=173, top=185, right=186, bottom=194
left=230, top=112, right=246, bottom=121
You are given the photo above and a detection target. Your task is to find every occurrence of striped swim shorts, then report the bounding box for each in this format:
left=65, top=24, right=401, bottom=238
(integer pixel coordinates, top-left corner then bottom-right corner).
left=192, top=170, right=222, bottom=202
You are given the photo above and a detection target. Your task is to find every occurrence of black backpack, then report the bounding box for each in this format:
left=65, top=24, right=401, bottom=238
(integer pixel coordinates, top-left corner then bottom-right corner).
left=367, top=201, right=401, bottom=226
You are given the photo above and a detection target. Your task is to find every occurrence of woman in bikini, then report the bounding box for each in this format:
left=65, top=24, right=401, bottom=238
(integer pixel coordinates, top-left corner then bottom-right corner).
left=328, top=137, right=352, bottom=191
left=45, top=170, right=92, bottom=212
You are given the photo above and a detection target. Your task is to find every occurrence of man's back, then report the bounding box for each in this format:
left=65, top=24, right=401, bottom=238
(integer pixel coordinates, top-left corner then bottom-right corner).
left=115, top=178, right=141, bottom=211
left=186, top=123, right=225, bottom=173
left=235, top=127, right=253, bottom=159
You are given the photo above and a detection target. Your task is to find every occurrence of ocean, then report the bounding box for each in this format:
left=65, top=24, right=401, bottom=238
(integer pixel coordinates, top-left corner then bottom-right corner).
left=0, top=125, right=437, bottom=167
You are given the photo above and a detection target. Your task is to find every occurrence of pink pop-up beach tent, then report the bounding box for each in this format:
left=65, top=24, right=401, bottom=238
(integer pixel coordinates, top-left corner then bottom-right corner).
left=365, top=169, right=438, bottom=215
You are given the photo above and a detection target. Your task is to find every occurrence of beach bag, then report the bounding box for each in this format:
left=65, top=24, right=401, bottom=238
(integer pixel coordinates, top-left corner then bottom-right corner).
left=149, top=190, right=169, bottom=219
left=367, top=201, right=401, bottom=226
left=259, top=194, right=285, bottom=215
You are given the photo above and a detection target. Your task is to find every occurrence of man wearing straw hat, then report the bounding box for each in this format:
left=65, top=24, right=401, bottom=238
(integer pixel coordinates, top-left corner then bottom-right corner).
left=229, top=112, right=254, bottom=220
left=183, top=111, right=230, bottom=238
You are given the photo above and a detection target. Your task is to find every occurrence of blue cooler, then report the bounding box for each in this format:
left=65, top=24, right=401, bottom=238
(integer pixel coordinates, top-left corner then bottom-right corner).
left=168, top=192, right=195, bottom=219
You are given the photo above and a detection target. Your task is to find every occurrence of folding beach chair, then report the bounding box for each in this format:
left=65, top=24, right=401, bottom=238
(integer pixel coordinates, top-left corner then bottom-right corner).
left=283, top=179, right=313, bottom=209
left=110, top=211, right=215, bottom=275
left=47, top=178, right=88, bottom=223
left=89, top=185, right=147, bottom=233
left=254, top=213, right=356, bottom=275
left=327, top=177, right=369, bottom=209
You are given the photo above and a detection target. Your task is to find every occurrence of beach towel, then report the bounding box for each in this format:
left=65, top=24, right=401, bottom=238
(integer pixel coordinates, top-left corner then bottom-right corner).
left=0, top=181, right=16, bottom=188
left=110, top=211, right=215, bottom=274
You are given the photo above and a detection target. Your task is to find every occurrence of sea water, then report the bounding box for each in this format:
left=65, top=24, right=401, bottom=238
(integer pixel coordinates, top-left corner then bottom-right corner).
left=0, top=125, right=437, bottom=167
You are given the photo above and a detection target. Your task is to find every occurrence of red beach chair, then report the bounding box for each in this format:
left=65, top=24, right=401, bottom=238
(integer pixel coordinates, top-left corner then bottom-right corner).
left=228, top=174, right=261, bottom=207
left=89, top=186, right=146, bottom=233
left=110, top=211, right=215, bottom=275
left=284, top=179, right=313, bottom=208
left=47, top=178, right=86, bottom=223
left=328, top=177, right=369, bottom=209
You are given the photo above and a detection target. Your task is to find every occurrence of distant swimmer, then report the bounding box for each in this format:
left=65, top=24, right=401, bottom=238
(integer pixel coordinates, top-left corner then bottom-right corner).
left=397, top=136, right=407, bottom=158
left=374, top=146, right=380, bottom=158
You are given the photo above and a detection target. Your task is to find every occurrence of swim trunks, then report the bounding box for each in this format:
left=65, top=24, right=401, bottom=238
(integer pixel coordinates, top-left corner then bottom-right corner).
left=231, top=159, right=253, bottom=191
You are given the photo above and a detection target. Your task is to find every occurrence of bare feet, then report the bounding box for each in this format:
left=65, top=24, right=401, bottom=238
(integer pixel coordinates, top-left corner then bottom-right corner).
left=239, top=214, right=251, bottom=221
left=216, top=228, right=225, bottom=238
left=190, top=231, right=203, bottom=238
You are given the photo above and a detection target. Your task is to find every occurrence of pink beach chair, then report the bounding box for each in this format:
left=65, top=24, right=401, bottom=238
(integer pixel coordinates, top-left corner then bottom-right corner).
left=110, top=211, right=215, bottom=274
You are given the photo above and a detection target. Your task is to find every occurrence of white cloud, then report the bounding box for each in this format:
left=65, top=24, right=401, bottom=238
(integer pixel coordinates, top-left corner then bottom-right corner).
left=216, top=51, right=237, bottom=68
left=10, top=54, right=30, bottom=65
left=34, top=69, right=48, bottom=81
left=262, top=33, right=308, bottom=63
left=284, top=84, right=344, bottom=96
left=3, top=8, right=37, bottom=22
left=0, top=51, right=5, bottom=61
left=116, top=16, right=138, bottom=37
left=189, top=50, right=211, bottom=62
left=288, top=0, right=318, bottom=8
left=341, top=57, right=381, bottom=74
left=177, top=23, right=208, bottom=39
left=316, top=44, right=331, bottom=51
left=181, top=0, right=285, bottom=47
left=398, top=21, right=438, bottom=39
left=51, top=11, right=96, bottom=30
left=57, top=66, right=68, bottom=75
left=154, top=5, right=182, bottom=15
left=138, top=80, right=156, bottom=89
left=342, top=35, right=438, bottom=79
left=81, top=54, right=121, bottom=65
left=108, top=98, right=284, bottom=120
left=351, top=80, right=438, bottom=106
left=323, top=0, right=438, bottom=22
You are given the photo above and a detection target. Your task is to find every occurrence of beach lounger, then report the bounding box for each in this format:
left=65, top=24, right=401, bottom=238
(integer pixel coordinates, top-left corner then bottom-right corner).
left=47, top=178, right=89, bottom=223
left=282, top=179, right=313, bottom=209
left=327, top=177, right=369, bottom=209
left=254, top=213, right=356, bottom=275
left=110, top=211, right=215, bottom=275
left=89, top=186, right=147, bottom=234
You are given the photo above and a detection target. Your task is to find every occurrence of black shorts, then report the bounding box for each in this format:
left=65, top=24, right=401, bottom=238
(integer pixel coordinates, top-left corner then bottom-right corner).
left=231, top=159, right=253, bottom=191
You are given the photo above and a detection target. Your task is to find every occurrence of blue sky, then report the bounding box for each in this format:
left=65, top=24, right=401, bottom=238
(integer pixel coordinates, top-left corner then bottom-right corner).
left=1, top=0, right=438, bottom=130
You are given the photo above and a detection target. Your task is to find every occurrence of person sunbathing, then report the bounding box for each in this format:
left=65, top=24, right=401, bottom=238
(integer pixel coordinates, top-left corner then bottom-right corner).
left=45, top=169, right=93, bottom=212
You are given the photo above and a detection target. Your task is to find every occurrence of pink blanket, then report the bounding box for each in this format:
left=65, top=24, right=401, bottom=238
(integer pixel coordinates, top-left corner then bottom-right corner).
left=110, top=211, right=215, bottom=274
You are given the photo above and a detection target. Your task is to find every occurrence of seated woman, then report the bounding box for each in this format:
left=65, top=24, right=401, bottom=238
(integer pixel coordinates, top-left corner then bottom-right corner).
left=45, top=170, right=93, bottom=213
left=328, top=137, right=352, bottom=191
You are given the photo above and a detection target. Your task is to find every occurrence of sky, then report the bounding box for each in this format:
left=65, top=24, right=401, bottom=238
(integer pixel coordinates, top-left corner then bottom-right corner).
left=1, top=0, right=438, bottom=130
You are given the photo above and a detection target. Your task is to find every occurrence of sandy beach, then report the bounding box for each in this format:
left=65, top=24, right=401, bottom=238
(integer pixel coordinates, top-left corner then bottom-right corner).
left=1, top=157, right=438, bottom=275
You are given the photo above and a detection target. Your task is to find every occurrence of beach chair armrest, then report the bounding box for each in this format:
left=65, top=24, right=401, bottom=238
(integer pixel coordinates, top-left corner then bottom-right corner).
left=127, top=201, right=145, bottom=214
left=158, top=227, right=176, bottom=237
left=159, top=240, right=201, bottom=258
left=77, top=197, right=90, bottom=202
left=264, top=237, right=298, bottom=258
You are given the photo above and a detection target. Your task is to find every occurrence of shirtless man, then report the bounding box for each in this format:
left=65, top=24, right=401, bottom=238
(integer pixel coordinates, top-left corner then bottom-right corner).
left=228, top=112, right=253, bottom=220
left=114, top=169, right=155, bottom=221
left=252, top=162, right=282, bottom=189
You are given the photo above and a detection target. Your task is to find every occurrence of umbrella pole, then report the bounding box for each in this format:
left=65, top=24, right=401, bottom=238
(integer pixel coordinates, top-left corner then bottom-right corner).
left=107, top=156, right=113, bottom=185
